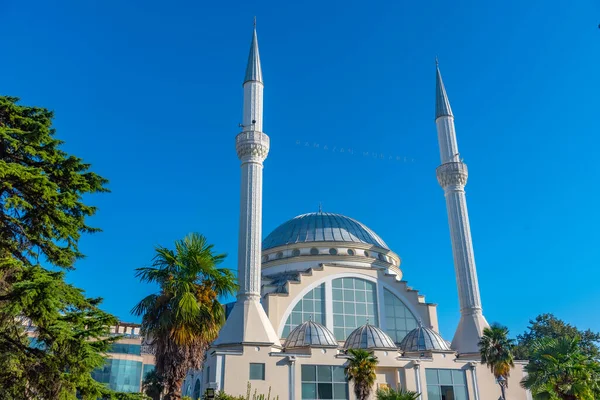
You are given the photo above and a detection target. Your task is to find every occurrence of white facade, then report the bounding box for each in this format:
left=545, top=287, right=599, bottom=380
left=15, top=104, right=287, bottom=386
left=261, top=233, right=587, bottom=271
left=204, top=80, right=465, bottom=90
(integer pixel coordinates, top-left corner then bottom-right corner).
left=182, top=27, right=529, bottom=400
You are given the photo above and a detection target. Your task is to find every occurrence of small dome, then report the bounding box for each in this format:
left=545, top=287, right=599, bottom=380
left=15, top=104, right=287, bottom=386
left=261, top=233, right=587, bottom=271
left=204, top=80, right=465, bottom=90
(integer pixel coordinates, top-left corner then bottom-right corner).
left=399, top=324, right=451, bottom=352
left=344, top=324, right=397, bottom=350
left=284, top=320, right=338, bottom=349
left=263, top=212, right=389, bottom=251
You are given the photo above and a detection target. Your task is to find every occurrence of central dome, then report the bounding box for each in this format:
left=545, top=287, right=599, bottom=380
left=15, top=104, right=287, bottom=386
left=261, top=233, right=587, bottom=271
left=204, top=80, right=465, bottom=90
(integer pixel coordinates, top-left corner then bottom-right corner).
left=263, top=212, right=388, bottom=251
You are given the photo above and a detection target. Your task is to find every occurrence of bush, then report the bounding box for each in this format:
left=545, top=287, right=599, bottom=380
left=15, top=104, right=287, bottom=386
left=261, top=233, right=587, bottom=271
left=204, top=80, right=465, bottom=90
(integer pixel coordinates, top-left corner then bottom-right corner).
left=375, top=386, right=420, bottom=400
left=203, top=383, right=279, bottom=400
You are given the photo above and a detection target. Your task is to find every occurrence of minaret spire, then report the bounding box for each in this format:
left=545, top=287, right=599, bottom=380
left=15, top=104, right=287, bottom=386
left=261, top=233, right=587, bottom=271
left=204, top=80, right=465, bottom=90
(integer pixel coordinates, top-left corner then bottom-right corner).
left=214, top=23, right=279, bottom=348
left=434, top=63, right=489, bottom=355
left=244, top=19, right=263, bottom=85
left=435, top=62, right=453, bottom=119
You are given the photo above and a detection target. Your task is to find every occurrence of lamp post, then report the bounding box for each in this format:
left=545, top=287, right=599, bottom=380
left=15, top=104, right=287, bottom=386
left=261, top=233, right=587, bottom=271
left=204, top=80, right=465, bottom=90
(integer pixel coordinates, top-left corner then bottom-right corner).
left=496, top=375, right=507, bottom=400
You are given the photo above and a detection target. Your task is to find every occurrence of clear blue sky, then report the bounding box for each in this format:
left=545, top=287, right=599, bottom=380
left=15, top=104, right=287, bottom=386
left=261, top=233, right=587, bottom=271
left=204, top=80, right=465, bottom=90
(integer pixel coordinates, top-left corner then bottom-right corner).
left=2, top=0, right=599, bottom=340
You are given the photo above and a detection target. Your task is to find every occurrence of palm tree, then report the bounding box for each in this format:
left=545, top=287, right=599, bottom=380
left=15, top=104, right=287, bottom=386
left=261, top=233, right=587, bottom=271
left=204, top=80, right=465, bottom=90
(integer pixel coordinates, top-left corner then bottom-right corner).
left=479, top=323, right=515, bottom=399
left=132, top=233, right=237, bottom=400
left=521, top=336, right=600, bottom=400
left=375, top=386, right=420, bottom=400
left=345, top=348, right=379, bottom=400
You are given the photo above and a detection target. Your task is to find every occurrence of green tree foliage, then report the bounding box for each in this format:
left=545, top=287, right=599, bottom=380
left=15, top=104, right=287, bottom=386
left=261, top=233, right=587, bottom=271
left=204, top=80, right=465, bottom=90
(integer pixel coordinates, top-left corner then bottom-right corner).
left=521, top=336, right=600, bottom=400
left=375, top=386, right=420, bottom=400
left=132, top=233, right=237, bottom=400
left=345, top=348, right=379, bottom=400
left=0, top=95, right=127, bottom=399
left=142, top=369, right=164, bottom=400
left=479, top=324, right=515, bottom=382
left=514, top=314, right=600, bottom=360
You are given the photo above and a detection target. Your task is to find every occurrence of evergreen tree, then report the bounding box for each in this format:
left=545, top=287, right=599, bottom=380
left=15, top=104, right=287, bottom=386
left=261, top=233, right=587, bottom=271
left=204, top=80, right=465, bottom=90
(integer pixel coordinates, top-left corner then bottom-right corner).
left=514, top=314, right=600, bottom=360
left=0, top=95, right=131, bottom=399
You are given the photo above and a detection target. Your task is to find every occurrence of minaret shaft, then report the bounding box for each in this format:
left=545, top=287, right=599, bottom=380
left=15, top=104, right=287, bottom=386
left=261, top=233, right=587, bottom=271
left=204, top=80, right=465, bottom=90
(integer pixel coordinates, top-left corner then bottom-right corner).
left=435, top=67, right=488, bottom=355
left=237, top=138, right=267, bottom=297
left=243, top=83, right=263, bottom=131
left=436, top=117, right=459, bottom=163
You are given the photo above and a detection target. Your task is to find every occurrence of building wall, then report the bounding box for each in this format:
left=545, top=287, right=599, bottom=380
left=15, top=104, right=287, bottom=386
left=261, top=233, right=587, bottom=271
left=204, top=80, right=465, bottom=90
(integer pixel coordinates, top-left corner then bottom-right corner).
left=198, top=347, right=529, bottom=400
left=91, top=324, right=156, bottom=394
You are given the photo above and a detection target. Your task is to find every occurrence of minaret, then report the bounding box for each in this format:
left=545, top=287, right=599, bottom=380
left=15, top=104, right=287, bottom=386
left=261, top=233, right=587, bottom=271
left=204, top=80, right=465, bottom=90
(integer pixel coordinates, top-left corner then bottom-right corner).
left=434, top=62, right=489, bottom=355
left=213, top=22, right=279, bottom=347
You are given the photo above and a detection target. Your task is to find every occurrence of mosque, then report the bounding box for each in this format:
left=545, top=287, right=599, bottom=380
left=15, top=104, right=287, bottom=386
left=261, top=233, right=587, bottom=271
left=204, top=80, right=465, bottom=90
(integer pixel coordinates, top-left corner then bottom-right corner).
left=183, top=26, right=530, bottom=400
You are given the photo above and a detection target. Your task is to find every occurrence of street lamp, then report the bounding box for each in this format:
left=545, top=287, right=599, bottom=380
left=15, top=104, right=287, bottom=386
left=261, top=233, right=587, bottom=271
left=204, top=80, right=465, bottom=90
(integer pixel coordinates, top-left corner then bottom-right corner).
left=496, top=375, right=507, bottom=400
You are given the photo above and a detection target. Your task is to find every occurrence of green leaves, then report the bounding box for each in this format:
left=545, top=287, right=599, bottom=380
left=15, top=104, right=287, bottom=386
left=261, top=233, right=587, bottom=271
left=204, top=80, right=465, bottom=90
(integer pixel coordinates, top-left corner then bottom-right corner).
left=345, top=348, right=379, bottom=400
left=0, top=95, right=108, bottom=269
left=375, top=386, right=420, bottom=400
left=0, top=96, right=124, bottom=399
left=478, top=323, right=515, bottom=383
left=521, top=336, right=600, bottom=400
left=133, top=233, right=236, bottom=400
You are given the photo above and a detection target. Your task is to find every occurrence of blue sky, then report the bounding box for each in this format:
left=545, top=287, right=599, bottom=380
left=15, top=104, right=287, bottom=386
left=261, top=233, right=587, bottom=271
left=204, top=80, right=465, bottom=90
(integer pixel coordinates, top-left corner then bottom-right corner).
left=2, top=0, right=599, bottom=340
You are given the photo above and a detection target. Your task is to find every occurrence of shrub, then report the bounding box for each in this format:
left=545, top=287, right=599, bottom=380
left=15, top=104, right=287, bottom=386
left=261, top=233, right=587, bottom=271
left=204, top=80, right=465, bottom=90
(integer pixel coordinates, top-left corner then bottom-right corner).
left=375, top=386, right=420, bottom=400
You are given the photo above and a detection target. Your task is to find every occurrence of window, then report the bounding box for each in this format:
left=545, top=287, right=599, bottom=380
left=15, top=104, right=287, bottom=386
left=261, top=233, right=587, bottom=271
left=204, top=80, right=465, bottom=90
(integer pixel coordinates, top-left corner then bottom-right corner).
left=329, top=248, right=338, bottom=255
left=383, top=289, right=417, bottom=343
left=276, top=251, right=283, bottom=259
left=282, top=284, right=326, bottom=337
left=332, top=278, right=378, bottom=340
left=109, top=343, right=142, bottom=355
left=364, top=250, right=370, bottom=257
left=425, top=369, right=468, bottom=400
left=378, top=253, right=386, bottom=262
left=205, top=366, right=210, bottom=383
left=293, top=249, right=301, bottom=257
left=301, top=365, right=348, bottom=399
left=310, top=248, right=319, bottom=255
left=142, top=364, right=155, bottom=380
left=91, top=359, right=143, bottom=393
left=193, top=379, right=201, bottom=400
left=347, top=249, right=355, bottom=256
left=249, top=363, right=265, bottom=380
left=262, top=255, right=268, bottom=263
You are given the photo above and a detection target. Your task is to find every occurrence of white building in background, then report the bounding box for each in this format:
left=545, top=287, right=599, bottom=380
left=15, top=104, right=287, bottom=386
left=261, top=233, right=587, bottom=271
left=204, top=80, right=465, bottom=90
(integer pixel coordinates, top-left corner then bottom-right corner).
left=183, top=25, right=530, bottom=400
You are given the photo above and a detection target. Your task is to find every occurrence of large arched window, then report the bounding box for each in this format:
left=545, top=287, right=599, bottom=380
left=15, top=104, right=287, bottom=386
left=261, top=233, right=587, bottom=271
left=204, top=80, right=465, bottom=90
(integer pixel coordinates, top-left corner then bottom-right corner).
left=383, top=289, right=417, bottom=343
left=282, top=283, right=326, bottom=337
left=332, top=277, right=378, bottom=340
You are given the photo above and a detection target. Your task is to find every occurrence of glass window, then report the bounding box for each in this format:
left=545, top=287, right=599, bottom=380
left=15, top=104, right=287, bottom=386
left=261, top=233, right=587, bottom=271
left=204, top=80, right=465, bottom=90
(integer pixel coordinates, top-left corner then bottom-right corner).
left=142, top=364, right=155, bottom=380
left=383, top=289, right=418, bottom=344
left=91, top=359, right=143, bottom=393
left=425, top=369, right=468, bottom=400
left=301, top=365, right=348, bottom=400
left=282, top=284, right=326, bottom=337
left=249, top=363, right=265, bottom=380
left=193, top=379, right=201, bottom=400
left=109, top=343, right=142, bottom=356
left=331, top=278, right=378, bottom=340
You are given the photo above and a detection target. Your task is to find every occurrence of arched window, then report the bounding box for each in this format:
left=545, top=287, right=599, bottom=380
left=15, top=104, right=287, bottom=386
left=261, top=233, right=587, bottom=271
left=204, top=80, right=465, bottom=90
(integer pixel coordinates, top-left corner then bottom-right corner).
left=383, top=289, right=417, bottom=343
left=282, top=284, right=326, bottom=337
left=193, top=379, right=201, bottom=400
left=332, top=278, right=378, bottom=340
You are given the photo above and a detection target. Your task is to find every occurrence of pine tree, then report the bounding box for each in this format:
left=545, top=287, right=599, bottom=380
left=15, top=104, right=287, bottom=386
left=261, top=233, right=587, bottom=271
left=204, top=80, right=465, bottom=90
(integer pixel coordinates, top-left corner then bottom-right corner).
left=0, top=95, right=132, bottom=399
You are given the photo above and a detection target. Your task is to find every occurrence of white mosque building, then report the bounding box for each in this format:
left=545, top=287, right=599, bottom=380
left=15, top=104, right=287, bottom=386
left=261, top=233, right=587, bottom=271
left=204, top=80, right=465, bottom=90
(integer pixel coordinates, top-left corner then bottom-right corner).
left=183, top=26, right=530, bottom=400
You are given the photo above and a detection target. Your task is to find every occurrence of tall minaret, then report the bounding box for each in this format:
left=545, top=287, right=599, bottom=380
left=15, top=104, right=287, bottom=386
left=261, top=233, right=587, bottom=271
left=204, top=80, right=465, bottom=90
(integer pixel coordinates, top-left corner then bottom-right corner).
left=213, top=22, right=279, bottom=348
left=434, top=62, right=489, bottom=355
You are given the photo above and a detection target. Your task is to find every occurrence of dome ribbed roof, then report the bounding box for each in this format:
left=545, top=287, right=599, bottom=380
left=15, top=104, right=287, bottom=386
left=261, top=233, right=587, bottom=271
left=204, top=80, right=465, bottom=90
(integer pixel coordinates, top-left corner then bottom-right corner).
left=343, top=324, right=397, bottom=350
left=263, top=212, right=389, bottom=251
left=284, top=320, right=338, bottom=349
left=399, top=324, right=451, bottom=352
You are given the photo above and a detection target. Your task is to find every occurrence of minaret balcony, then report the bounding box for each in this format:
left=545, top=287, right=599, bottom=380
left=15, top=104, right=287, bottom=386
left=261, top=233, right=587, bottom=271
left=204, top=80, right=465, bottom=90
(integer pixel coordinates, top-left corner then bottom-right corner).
left=436, top=161, right=468, bottom=187
left=236, top=130, right=270, bottom=160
